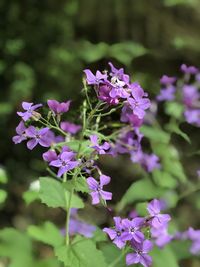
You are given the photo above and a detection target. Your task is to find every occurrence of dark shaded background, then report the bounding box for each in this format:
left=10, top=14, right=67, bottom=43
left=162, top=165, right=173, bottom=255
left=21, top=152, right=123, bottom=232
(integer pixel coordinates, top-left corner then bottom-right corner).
left=0, top=0, right=200, bottom=265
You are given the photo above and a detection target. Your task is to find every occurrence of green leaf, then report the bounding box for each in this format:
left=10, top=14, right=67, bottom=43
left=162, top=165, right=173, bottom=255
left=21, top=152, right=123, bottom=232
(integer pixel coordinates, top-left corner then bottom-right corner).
left=109, top=42, right=147, bottom=65
left=79, top=41, right=108, bottom=63
left=170, top=240, right=191, bottom=260
left=135, top=202, right=148, bottom=216
left=55, top=236, right=107, bottom=267
left=0, top=228, right=34, bottom=267
left=92, top=228, right=107, bottom=242
left=23, top=190, right=39, bottom=205
left=163, top=158, right=187, bottom=183
left=151, top=246, right=179, bottom=267
left=166, top=123, right=191, bottom=143
left=67, top=140, right=93, bottom=155
left=165, top=102, right=184, bottom=119
left=39, top=177, right=84, bottom=209
left=27, top=221, right=64, bottom=247
left=0, top=168, right=8, bottom=183
left=64, top=177, right=89, bottom=193
left=164, top=0, right=198, bottom=7
left=153, top=169, right=178, bottom=189
left=35, top=258, right=60, bottom=267
left=117, top=178, right=165, bottom=211
left=39, top=177, right=66, bottom=208
left=152, top=144, right=187, bottom=183
left=74, top=177, right=89, bottom=193
left=0, top=189, right=7, bottom=204
left=140, top=125, right=170, bottom=144
left=101, top=243, right=125, bottom=267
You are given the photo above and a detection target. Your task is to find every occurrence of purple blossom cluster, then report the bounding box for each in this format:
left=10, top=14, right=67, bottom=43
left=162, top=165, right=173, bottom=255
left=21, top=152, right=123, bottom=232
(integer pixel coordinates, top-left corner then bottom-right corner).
left=84, top=63, right=160, bottom=173
left=157, top=64, right=200, bottom=127
left=103, top=199, right=171, bottom=267
left=12, top=63, right=200, bottom=267
left=84, top=62, right=150, bottom=123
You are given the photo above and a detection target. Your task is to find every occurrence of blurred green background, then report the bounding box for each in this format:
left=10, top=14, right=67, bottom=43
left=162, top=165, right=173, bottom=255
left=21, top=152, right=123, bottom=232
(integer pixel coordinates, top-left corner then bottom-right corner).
left=0, top=0, right=200, bottom=266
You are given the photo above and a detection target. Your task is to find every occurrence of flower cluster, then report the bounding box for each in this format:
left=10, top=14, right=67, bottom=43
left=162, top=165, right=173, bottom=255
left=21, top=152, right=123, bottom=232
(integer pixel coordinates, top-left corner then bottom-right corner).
left=157, top=64, right=200, bottom=127
left=84, top=62, right=150, bottom=122
left=85, top=63, right=160, bottom=173
left=12, top=63, right=200, bottom=267
left=103, top=199, right=171, bottom=267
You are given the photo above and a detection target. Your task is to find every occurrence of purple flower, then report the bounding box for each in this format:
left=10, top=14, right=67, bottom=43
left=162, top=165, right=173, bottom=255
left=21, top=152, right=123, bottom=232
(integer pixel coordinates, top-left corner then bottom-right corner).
left=181, top=64, right=198, bottom=74
left=84, top=69, right=107, bottom=85
left=43, top=150, right=57, bottom=162
left=160, top=75, right=176, bottom=85
left=126, top=240, right=153, bottom=267
left=128, top=83, right=151, bottom=119
left=98, top=84, right=119, bottom=105
left=121, top=217, right=144, bottom=243
left=90, top=135, right=110, bottom=154
left=12, top=121, right=27, bottom=144
left=17, top=102, right=42, bottom=121
left=109, top=62, right=130, bottom=84
left=69, top=218, right=96, bottom=238
left=87, top=175, right=112, bottom=205
left=109, top=82, right=130, bottom=99
left=182, top=85, right=199, bottom=108
left=111, top=128, right=143, bottom=156
left=47, top=100, right=71, bottom=114
left=121, top=104, right=143, bottom=127
left=103, top=217, right=126, bottom=249
left=60, top=121, right=81, bottom=134
left=50, top=151, right=79, bottom=177
left=45, top=130, right=65, bottom=145
left=25, top=126, right=51, bottom=150
left=131, top=151, right=160, bottom=172
left=151, top=225, right=172, bottom=248
left=129, top=210, right=139, bottom=219
left=184, top=109, right=200, bottom=127
left=187, top=227, right=200, bottom=255
left=147, top=199, right=171, bottom=228
left=157, top=86, right=176, bottom=102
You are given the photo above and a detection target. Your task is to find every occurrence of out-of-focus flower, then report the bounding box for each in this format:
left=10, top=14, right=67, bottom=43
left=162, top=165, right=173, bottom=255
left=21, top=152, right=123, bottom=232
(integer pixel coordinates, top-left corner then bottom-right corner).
left=131, top=151, right=160, bottom=172
left=151, top=225, right=172, bottom=248
left=187, top=227, right=200, bottom=255
left=147, top=199, right=171, bottom=229
left=184, top=109, right=200, bottom=127
left=47, top=100, right=71, bottom=114
left=160, top=75, right=176, bottom=85
left=60, top=121, right=81, bottom=134
left=157, top=86, right=176, bottom=102
left=180, top=64, right=198, bottom=75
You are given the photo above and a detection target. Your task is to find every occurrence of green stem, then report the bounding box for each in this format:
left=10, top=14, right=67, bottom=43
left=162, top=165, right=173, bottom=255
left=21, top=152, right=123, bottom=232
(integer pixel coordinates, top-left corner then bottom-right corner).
left=65, top=187, right=74, bottom=246
left=38, top=118, right=68, bottom=137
